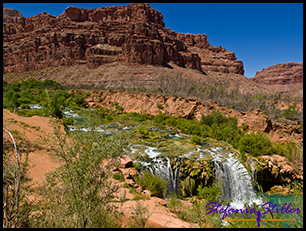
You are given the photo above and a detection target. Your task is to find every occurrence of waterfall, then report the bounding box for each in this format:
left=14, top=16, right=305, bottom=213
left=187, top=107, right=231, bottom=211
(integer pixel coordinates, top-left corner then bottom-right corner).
left=248, top=158, right=256, bottom=181
left=150, top=157, right=181, bottom=197
left=212, top=152, right=262, bottom=209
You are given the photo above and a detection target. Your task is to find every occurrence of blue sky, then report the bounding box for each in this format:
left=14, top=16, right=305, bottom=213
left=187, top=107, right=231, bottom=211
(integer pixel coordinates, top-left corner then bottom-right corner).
left=3, top=3, right=303, bottom=78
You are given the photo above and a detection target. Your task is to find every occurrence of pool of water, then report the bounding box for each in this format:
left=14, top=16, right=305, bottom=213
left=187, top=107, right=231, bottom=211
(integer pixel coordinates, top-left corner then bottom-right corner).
left=261, top=193, right=303, bottom=228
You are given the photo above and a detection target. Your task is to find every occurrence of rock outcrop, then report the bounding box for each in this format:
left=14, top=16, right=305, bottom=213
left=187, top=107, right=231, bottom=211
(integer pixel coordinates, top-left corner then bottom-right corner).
left=3, top=3, right=243, bottom=75
left=237, top=108, right=303, bottom=144
left=256, top=154, right=303, bottom=191
left=251, top=62, right=303, bottom=95
left=3, top=6, right=24, bottom=24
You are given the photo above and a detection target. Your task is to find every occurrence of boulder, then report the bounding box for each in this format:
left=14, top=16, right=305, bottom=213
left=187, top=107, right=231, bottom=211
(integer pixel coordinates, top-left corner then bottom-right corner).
left=238, top=109, right=273, bottom=133
left=118, top=155, right=133, bottom=168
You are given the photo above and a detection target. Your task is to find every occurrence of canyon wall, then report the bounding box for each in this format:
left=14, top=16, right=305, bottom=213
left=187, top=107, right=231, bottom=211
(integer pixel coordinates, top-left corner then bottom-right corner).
left=3, top=3, right=243, bottom=75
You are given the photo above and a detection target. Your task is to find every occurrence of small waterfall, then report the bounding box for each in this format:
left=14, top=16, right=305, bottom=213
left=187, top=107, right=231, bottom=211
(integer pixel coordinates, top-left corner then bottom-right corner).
left=150, top=157, right=181, bottom=197
left=212, top=152, right=261, bottom=209
left=248, top=158, right=256, bottom=181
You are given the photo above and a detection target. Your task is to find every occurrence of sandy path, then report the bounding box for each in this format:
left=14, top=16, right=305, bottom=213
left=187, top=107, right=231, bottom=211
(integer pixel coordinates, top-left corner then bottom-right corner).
left=3, top=109, right=62, bottom=186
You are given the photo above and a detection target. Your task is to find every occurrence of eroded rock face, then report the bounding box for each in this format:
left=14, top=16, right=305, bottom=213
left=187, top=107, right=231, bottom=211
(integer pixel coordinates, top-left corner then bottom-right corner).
left=3, top=6, right=24, bottom=24
left=257, top=154, right=303, bottom=191
left=237, top=109, right=303, bottom=144
left=238, top=109, right=273, bottom=133
left=251, top=62, right=303, bottom=94
left=3, top=3, right=243, bottom=75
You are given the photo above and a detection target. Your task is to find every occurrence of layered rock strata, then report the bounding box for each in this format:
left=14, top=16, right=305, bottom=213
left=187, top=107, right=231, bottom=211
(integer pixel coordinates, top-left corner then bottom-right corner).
left=251, top=62, right=303, bottom=94
left=3, top=3, right=243, bottom=75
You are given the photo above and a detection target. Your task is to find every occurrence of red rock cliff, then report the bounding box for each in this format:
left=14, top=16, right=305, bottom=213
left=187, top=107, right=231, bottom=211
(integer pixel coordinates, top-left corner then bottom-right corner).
left=251, top=62, right=303, bottom=94
left=3, top=3, right=243, bottom=75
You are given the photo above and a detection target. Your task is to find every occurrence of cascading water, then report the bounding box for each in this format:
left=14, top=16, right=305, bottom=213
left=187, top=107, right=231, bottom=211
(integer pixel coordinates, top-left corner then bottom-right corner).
left=79, top=119, right=262, bottom=204
left=211, top=151, right=262, bottom=209
left=130, top=145, right=181, bottom=196
left=149, top=157, right=181, bottom=197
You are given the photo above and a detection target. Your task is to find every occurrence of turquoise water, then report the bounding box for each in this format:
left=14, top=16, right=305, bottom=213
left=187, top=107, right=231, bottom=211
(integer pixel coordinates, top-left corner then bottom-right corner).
left=261, top=193, right=303, bottom=228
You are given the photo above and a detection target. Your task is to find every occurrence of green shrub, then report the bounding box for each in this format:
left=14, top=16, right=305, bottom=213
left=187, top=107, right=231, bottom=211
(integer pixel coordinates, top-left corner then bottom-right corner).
left=115, top=105, right=124, bottom=111
left=73, top=96, right=86, bottom=106
left=201, top=113, right=213, bottom=127
left=20, top=103, right=30, bottom=110
left=191, top=135, right=202, bottom=145
left=196, top=183, right=221, bottom=202
left=157, top=103, right=163, bottom=109
left=138, top=128, right=149, bottom=137
left=62, top=117, right=75, bottom=126
left=3, top=99, right=16, bottom=109
left=133, top=170, right=168, bottom=198
left=201, top=110, right=227, bottom=127
left=239, top=131, right=273, bottom=156
left=154, top=112, right=169, bottom=124
left=25, top=109, right=44, bottom=117
left=113, top=172, right=125, bottom=182
left=242, top=123, right=249, bottom=131
left=68, top=101, right=79, bottom=110
left=284, top=105, right=297, bottom=119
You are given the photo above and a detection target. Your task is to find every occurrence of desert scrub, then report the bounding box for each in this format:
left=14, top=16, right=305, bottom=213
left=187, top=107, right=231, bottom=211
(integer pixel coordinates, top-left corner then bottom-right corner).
left=30, top=119, right=130, bottom=228
left=133, top=170, right=168, bottom=198
left=3, top=116, right=33, bottom=228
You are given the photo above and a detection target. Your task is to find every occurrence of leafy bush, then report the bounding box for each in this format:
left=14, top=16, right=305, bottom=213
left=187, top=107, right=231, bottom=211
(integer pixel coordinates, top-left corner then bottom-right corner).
left=20, top=104, right=30, bottom=110
left=191, top=135, right=202, bottom=145
left=239, top=131, right=273, bottom=156
left=133, top=170, right=168, bottom=198
left=284, top=105, right=297, bottom=119
left=138, top=128, right=149, bottom=137
left=196, top=183, right=221, bottom=202
left=115, top=105, right=124, bottom=111
left=62, top=117, right=75, bottom=126
left=157, top=103, right=163, bottom=109
left=3, top=99, right=16, bottom=109
left=113, top=172, right=125, bottom=182
left=201, top=113, right=213, bottom=127
left=201, top=110, right=228, bottom=127
left=154, top=112, right=169, bottom=124
left=25, top=109, right=44, bottom=117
